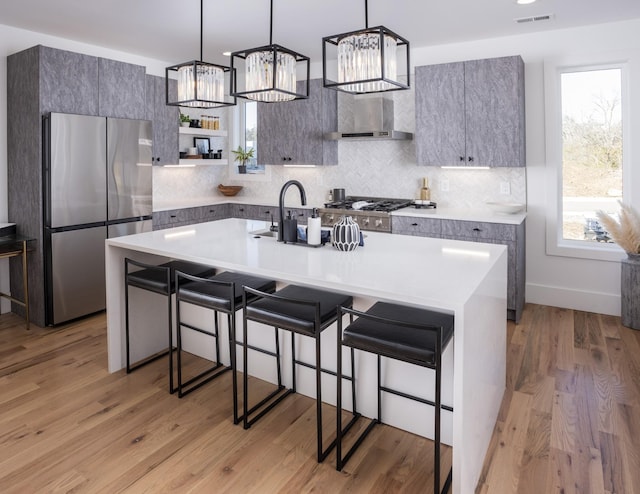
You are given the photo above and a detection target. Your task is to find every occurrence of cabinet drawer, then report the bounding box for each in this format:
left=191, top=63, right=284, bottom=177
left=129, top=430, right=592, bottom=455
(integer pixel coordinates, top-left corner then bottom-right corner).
left=198, top=204, right=229, bottom=222
left=392, top=216, right=441, bottom=237
left=441, top=220, right=515, bottom=241
left=153, top=209, right=190, bottom=227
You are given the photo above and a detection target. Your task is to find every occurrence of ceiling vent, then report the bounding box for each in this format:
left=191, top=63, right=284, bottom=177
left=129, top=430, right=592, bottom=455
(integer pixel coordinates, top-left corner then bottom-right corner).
left=515, top=13, right=554, bottom=24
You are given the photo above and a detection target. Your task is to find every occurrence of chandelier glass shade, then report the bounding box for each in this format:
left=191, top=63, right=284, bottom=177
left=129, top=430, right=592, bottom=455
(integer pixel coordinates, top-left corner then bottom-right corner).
left=165, top=0, right=236, bottom=108
left=323, top=1, right=410, bottom=94
left=231, top=1, right=309, bottom=102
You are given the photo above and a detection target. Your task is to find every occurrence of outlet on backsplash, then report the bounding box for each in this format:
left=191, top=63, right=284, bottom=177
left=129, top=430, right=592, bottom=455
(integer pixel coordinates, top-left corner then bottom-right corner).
left=500, top=181, right=511, bottom=195
left=440, top=178, right=450, bottom=192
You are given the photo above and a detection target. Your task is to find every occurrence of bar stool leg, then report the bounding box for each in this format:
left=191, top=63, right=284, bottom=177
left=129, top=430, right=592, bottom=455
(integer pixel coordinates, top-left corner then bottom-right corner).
left=168, top=288, right=175, bottom=394
left=229, top=312, right=239, bottom=424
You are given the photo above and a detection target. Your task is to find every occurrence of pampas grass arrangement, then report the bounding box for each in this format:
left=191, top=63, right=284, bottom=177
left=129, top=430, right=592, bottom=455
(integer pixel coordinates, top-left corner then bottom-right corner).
left=596, top=201, right=640, bottom=255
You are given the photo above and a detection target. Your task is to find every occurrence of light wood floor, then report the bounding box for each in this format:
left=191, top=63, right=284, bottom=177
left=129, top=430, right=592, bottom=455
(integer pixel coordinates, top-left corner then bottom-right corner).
left=0, top=303, right=639, bottom=493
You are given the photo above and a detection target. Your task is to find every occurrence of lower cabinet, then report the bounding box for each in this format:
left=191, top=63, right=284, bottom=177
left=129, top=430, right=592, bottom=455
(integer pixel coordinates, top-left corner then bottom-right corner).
left=392, top=216, right=525, bottom=322
left=153, top=204, right=230, bottom=230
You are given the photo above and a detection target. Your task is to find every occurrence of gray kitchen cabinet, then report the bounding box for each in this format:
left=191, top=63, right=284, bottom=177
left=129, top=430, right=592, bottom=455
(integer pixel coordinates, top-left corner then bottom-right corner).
left=228, top=204, right=251, bottom=219
left=228, top=204, right=279, bottom=221
left=153, top=204, right=231, bottom=230
left=153, top=208, right=195, bottom=229
left=440, top=219, right=525, bottom=322
left=39, top=45, right=99, bottom=115
left=198, top=204, right=231, bottom=222
left=393, top=215, right=525, bottom=322
left=99, top=58, right=146, bottom=119
left=257, top=79, right=338, bottom=165
left=415, top=56, right=525, bottom=167
left=146, top=75, right=179, bottom=165
left=392, top=216, right=442, bottom=237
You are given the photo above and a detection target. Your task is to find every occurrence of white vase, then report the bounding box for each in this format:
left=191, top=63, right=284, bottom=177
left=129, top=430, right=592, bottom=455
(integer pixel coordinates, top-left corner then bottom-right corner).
left=332, top=216, right=360, bottom=252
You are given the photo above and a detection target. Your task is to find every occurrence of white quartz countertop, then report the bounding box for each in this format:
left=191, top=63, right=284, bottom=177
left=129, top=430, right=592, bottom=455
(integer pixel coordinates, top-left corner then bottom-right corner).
left=392, top=206, right=527, bottom=225
left=153, top=197, right=313, bottom=212
left=154, top=198, right=526, bottom=225
left=106, top=218, right=507, bottom=312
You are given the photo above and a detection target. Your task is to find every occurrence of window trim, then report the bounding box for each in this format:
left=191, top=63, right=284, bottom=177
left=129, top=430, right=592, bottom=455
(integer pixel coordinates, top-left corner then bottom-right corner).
left=544, top=56, right=632, bottom=262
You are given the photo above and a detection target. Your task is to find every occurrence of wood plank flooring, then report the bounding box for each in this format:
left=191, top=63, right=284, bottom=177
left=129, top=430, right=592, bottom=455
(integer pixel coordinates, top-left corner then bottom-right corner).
left=0, top=303, right=639, bottom=493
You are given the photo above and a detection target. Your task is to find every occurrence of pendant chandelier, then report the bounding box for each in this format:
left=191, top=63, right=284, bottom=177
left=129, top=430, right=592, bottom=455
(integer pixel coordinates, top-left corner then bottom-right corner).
left=230, top=0, right=310, bottom=102
left=166, top=0, right=235, bottom=108
left=322, top=0, right=410, bottom=94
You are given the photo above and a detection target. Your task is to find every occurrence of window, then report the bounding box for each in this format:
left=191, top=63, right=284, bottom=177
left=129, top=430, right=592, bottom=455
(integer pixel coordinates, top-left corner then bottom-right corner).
left=545, top=59, right=631, bottom=261
left=240, top=101, right=265, bottom=174
left=561, top=68, right=623, bottom=242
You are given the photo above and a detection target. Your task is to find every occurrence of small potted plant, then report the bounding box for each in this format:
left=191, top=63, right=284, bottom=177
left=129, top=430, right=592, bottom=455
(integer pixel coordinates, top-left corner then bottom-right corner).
left=179, top=113, right=191, bottom=127
left=231, top=145, right=254, bottom=174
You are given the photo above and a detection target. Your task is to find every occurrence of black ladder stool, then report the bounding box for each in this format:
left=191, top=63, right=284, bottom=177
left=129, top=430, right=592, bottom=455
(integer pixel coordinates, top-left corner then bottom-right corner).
left=242, top=284, right=358, bottom=463
left=336, top=302, right=455, bottom=494
left=175, top=270, right=276, bottom=423
left=124, top=258, right=216, bottom=393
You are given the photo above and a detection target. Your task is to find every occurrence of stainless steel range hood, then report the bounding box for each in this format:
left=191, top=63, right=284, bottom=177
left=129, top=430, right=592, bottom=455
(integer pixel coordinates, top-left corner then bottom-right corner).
left=325, top=97, right=413, bottom=141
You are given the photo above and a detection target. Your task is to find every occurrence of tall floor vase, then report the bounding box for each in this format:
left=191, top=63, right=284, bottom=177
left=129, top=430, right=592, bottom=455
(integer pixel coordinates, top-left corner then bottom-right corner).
left=621, top=253, right=640, bottom=330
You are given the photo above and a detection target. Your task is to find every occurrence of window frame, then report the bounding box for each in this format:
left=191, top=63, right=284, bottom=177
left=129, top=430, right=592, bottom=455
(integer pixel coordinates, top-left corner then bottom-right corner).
left=544, top=56, right=632, bottom=262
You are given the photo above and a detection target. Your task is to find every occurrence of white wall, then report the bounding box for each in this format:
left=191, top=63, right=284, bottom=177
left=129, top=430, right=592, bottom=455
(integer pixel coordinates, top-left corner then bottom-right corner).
left=2, top=18, right=639, bottom=316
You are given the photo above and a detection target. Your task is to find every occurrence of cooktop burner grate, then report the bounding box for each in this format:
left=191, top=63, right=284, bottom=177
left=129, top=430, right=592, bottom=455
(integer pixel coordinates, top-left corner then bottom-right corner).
left=323, top=196, right=413, bottom=213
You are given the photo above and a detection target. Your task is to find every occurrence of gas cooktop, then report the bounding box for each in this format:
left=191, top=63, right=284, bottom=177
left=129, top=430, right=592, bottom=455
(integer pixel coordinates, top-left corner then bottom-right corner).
left=319, top=196, right=414, bottom=232
left=322, top=196, right=414, bottom=213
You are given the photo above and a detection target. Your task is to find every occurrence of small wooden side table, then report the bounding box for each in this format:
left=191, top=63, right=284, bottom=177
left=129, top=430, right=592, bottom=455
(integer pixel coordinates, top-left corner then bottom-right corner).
left=0, top=234, right=32, bottom=329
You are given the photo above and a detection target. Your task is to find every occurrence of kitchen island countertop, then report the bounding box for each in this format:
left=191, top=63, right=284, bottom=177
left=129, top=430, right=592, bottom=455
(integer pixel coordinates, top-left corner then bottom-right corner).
left=105, top=218, right=507, bottom=494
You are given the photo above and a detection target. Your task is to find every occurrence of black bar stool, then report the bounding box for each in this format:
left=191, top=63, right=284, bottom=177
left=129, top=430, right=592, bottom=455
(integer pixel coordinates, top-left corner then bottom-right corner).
left=336, top=302, right=455, bottom=494
left=242, top=284, right=358, bottom=463
left=174, top=270, right=276, bottom=423
left=124, top=258, right=216, bottom=393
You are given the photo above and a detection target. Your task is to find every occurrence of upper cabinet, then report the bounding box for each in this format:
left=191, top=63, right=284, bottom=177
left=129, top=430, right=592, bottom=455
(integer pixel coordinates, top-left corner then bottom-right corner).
left=257, top=79, right=338, bottom=165
left=38, top=45, right=99, bottom=116
left=145, top=75, right=179, bottom=165
left=99, top=58, right=146, bottom=119
left=415, top=55, right=525, bottom=167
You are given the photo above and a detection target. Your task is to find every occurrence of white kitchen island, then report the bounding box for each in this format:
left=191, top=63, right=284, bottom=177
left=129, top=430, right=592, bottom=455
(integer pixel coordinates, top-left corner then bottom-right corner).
left=105, top=218, right=507, bottom=494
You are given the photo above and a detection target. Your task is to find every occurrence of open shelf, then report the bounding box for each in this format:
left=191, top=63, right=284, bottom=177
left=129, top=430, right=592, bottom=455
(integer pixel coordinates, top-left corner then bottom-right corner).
left=178, top=159, right=228, bottom=166
left=179, top=127, right=228, bottom=137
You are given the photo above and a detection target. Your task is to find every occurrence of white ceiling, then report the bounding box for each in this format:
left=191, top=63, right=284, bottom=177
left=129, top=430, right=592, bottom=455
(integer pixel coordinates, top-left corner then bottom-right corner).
left=2, top=0, right=640, bottom=65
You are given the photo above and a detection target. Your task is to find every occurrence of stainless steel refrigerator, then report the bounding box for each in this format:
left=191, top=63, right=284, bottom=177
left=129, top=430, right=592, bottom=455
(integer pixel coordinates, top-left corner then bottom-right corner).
left=43, top=112, right=153, bottom=325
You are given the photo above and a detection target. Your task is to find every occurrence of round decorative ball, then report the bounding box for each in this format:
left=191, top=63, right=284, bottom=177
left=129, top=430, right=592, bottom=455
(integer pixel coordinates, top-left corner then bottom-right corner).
left=332, top=216, right=360, bottom=252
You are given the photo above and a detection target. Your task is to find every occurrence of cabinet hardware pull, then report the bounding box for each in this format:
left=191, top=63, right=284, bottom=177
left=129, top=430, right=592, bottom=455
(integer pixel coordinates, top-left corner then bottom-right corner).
left=412, top=223, right=418, bottom=226
left=468, top=156, right=474, bottom=162
left=473, top=227, right=481, bottom=232
left=170, top=215, right=176, bottom=218
left=459, top=156, right=465, bottom=162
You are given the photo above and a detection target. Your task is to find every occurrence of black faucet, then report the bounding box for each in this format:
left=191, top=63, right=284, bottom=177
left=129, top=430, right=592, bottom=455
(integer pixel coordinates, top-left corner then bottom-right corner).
left=278, top=180, right=307, bottom=242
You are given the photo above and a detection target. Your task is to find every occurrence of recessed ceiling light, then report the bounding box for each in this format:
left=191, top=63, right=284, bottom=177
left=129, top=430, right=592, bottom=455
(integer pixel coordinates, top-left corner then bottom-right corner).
left=516, top=0, right=537, bottom=4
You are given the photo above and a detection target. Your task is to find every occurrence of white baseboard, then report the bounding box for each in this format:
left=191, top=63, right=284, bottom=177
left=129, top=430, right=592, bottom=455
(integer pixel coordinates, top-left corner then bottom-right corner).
left=526, top=283, right=620, bottom=316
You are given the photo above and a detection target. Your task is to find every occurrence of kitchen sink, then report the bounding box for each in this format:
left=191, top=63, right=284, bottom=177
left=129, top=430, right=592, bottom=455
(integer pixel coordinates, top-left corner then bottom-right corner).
left=250, top=229, right=277, bottom=238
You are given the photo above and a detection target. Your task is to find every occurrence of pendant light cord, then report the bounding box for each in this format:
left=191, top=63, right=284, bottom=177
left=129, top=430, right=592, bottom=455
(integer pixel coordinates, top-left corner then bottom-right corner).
left=269, top=0, right=274, bottom=45
left=364, top=0, right=369, bottom=29
left=199, top=0, right=204, bottom=61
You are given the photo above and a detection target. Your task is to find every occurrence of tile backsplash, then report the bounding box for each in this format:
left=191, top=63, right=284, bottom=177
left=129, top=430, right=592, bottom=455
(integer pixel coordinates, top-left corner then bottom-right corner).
left=154, top=85, right=526, bottom=209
